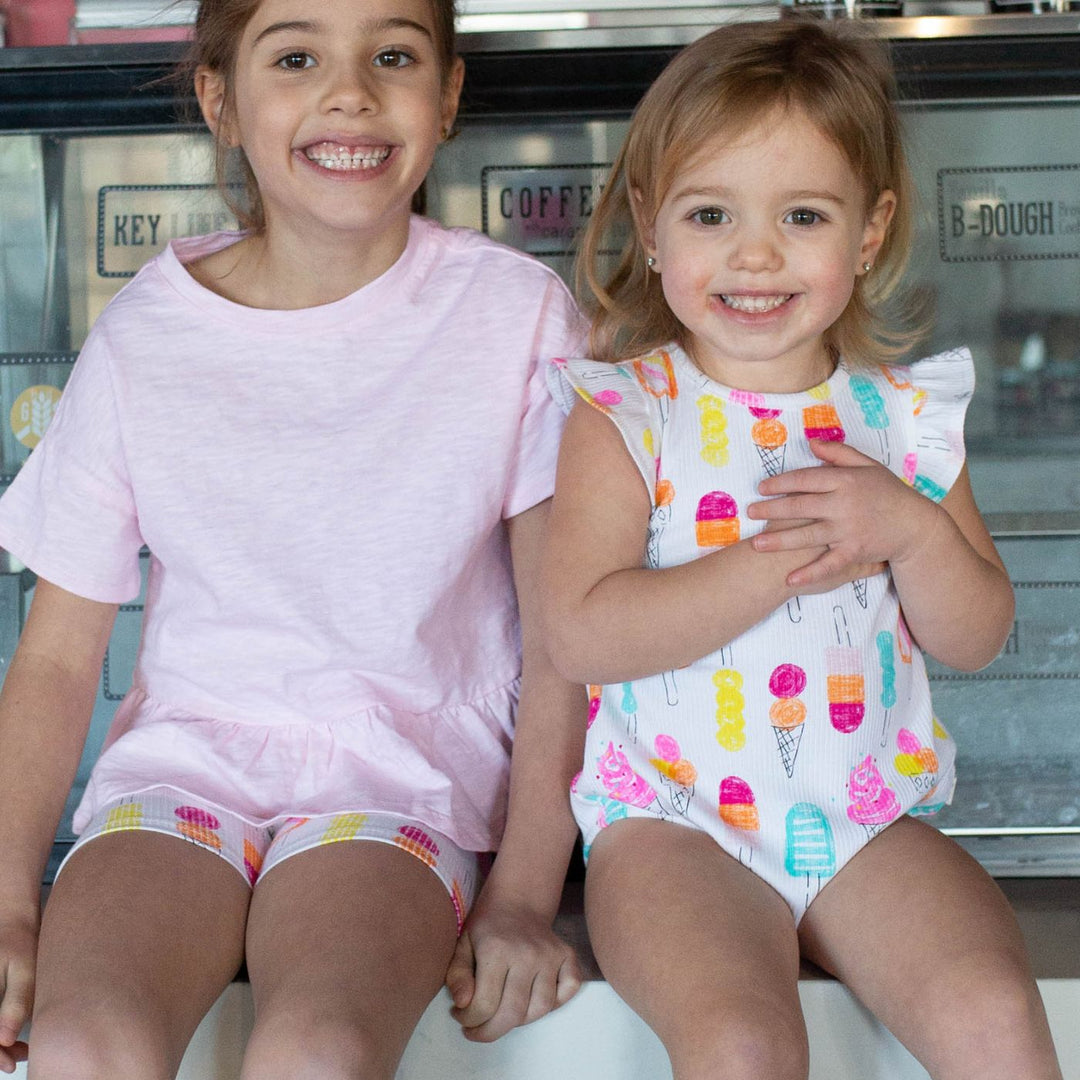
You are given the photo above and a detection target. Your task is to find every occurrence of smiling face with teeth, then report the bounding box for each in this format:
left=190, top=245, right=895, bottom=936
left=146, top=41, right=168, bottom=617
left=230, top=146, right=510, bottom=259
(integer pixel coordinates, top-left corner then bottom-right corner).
left=639, top=106, right=894, bottom=395
left=194, top=0, right=462, bottom=296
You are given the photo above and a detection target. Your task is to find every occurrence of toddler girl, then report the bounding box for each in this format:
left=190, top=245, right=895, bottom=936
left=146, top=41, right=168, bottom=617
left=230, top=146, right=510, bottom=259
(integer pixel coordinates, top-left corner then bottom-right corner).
left=0, top=0, right=585, bottom=1074
left=541, top=19, right=1061, bottom=1080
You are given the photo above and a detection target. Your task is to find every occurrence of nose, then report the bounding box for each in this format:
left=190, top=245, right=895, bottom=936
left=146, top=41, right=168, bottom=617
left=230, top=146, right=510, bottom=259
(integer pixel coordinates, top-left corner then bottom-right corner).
left=321, top=64, right=379, bottom=116
left=727, top=225, right=782, bottom=273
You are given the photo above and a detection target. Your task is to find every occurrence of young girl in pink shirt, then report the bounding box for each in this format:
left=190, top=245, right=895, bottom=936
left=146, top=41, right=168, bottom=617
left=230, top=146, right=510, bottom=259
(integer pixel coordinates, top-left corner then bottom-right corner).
left=0, top=0, right=585, bottom=1073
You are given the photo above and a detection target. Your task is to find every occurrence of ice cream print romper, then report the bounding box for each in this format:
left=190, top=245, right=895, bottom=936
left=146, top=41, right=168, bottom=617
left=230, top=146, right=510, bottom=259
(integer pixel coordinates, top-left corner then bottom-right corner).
left=551, top=345, right=974, bottom=922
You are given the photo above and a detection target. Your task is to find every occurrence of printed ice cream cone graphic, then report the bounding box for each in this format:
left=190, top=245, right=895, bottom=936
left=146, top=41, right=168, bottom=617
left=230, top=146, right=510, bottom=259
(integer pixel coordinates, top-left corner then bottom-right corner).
left=696, top=490, right=739, bottom=548
left=713, top=669, right=746, bottom=751
left=825, top=646, right=865, bottom=734
left=651, top=734, right=697, bottom=815
left=597, top=741, right=659, bottom=812
left=719, top=775, right=759, bottom=831
left=846, top=755, right=901, bottom=840
left=894, top=728, right=939, bottom=794
left=750, top=407, right=788, bottom=477
left=647, top=478, right=675, bottom=569
left=784, top=802, right=836, bottom=909
left=802, top=402, right=845, bottom=442
left=852, top=577, right=868, bottom=609
left=633, top=349, right=678, bottom=421
left=768, top=663, right=807, bottom=779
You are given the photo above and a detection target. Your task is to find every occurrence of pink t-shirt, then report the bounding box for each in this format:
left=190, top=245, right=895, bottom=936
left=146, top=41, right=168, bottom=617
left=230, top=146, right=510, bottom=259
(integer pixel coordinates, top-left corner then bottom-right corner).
left=0, top=215, right=585, bottom=852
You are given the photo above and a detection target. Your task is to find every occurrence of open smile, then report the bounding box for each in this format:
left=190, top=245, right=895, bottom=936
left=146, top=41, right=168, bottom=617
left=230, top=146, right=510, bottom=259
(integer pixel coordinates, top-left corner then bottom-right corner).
left=719, top=294, right=793, bottom=313
left=302, top=142, right=393, bottom=172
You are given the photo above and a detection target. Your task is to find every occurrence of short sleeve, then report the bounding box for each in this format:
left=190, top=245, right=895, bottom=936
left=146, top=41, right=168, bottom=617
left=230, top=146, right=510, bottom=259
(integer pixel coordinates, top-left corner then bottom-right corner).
left=0, top=324, right=144, bottom=602
left=550, top=355, right=661, bottom=499
left=905, top=346, right=975, bottom=503
left=502, top=277, right=588, bottom=519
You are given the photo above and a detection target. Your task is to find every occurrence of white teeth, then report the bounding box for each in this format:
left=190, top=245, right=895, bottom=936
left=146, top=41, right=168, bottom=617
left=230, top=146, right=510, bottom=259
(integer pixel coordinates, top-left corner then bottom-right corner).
left=304, top=145, right=391, bottom=170
left=721, top=294, right=791, bottom=313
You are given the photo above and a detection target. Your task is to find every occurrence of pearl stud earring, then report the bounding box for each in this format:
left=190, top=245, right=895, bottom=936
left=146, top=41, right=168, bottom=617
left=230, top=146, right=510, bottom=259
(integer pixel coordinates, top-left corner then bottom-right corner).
left=647, top=256, right=656, bottom=268
left=862, top=261, right=872, bottom=273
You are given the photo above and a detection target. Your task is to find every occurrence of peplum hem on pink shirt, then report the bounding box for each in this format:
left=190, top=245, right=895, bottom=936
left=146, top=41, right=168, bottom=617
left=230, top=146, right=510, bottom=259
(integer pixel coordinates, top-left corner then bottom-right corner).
left=74, top=680, right=520, bottom=852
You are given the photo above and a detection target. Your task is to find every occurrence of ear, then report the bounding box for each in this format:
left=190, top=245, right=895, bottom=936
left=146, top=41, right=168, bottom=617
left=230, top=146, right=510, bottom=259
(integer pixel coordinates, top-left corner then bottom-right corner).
left=630, top=187, right=658, bottom=269
left=859, top=189, right=896, bottom=271
left=440, top=57, right=465, bottom=138
left=194, top=66, right=238, bottom=147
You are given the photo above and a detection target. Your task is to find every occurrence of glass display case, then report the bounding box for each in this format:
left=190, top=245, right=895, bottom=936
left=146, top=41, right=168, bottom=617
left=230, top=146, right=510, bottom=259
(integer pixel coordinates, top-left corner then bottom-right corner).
left=1, top=10, right=1079, bottom=878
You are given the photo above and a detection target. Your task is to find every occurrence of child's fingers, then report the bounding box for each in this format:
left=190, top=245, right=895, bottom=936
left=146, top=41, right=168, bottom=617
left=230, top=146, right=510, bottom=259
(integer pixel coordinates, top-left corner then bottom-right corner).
left=807, top=438, right=875, bottom=467
left=444, top=931, right=476, bottom=1010
left=0, top=1040, right=28, bottom=1074
left=0, top=959, right=33, bottom=1050
left=751, top=521, right=827, bottom=553
left=450, top=954, right=509, bottom=1033
left=554, top=952, right=582, bottom=1008
left=786, top=548, right=853, bottom=589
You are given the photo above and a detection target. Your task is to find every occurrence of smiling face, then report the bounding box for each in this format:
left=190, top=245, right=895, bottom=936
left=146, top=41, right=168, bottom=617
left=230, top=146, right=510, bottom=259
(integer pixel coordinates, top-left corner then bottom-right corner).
left=196, top=0, right=462, bottom=261
left=640, top=107, right=894, bottom=394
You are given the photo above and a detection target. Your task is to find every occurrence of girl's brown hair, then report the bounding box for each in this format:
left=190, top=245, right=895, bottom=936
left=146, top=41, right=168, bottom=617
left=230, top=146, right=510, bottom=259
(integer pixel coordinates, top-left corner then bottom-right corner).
left=578, top=18, right=917, bottom=367
left=182, top=0, right=459, bottom=231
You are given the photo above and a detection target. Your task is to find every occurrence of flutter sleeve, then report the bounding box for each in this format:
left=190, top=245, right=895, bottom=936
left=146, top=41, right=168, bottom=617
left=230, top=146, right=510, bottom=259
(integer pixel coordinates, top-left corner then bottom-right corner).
left=904, top=346, right=975, bottom=503
left=548, top=356, right=661, bottom=501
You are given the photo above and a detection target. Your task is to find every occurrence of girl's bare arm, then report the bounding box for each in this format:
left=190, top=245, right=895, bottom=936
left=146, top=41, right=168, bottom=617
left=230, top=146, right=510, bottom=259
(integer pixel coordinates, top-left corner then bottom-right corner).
left=749, top=440, right=1013, bottom=671
left=445, top=500, right=585, bottom=1041
left=541, top=402, right=870, bottom=686
left=0, top=579, right=117, bottom=1058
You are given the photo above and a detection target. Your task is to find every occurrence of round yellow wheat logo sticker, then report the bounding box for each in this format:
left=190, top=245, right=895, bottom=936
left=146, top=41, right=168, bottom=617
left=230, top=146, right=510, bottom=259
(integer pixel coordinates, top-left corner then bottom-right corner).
left=10, top=385, right=62, bottom=449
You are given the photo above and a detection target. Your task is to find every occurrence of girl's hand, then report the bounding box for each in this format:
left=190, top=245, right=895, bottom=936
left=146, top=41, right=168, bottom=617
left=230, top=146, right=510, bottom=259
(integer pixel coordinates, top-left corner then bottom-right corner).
left=0, top=913, right=35, bottom=1073
left=748, top=439, right=936, bottom=589
left=445, top=897, right=581, bottom=1043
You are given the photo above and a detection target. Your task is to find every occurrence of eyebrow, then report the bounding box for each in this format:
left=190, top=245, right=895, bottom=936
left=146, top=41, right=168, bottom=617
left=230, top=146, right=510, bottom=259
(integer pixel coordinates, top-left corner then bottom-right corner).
left=670, top=185, right=848, bottom=206
left=251, top=17, right=434, bottom=48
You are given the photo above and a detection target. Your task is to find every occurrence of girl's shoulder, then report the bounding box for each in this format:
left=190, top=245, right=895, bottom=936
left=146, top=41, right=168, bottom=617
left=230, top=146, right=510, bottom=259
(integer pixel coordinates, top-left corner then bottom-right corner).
left=549, top=347, right=681, bottom=494
left=875, top=347, right=974, bottom=503
left=415, top=216, right=570, bottom=291
left=868, top=346, right=975, bottom=403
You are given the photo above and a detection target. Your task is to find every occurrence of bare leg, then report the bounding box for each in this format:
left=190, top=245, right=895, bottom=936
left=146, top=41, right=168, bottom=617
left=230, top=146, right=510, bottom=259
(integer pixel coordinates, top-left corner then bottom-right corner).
left=585, top=819, right=808, bottom=1080
left=28, top=832, right=249, bottom=1080
left=240, top=840, right=458, bottom=1080
left=799, top=816, right=1062, bottom=1080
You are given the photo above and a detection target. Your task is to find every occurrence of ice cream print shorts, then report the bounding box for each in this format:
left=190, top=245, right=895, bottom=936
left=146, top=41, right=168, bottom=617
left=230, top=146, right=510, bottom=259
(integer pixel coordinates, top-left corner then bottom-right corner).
left=58, top=787, right=479, bottom=932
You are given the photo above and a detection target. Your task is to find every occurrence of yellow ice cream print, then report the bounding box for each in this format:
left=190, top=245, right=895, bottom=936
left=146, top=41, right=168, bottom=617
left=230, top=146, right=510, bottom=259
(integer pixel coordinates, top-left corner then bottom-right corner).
left=713, top=669, right=746, bottom=751
left=697, top=394, right=729, bottom=467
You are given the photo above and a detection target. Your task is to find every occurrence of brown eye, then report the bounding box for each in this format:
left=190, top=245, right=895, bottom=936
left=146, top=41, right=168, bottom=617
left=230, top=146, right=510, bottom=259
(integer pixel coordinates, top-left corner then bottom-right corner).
left=373, top=48, right=415, bottom=68
left=693, top=208, right=727, bottom=226
left=277, top=52, right=314, bottom=71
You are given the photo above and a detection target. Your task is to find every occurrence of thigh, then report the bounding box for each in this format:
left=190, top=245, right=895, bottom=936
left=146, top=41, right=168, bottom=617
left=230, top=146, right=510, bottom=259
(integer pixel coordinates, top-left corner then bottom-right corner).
left=799, top=816, right=1061, bottom=1080
left=32, top=830, right=250, bottom=1078
left=585, top=819, right=808, bottom=1080
left=241, top=838, right=460, bottom=1080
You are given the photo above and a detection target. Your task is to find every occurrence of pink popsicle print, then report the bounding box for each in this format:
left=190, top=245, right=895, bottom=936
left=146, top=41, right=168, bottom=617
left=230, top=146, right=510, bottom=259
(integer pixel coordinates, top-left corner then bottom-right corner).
left=803, top=403, right=845, bottom=442
left=696, top=491, right=739, bottom=548
left=825, top=646, right=864, bottom=733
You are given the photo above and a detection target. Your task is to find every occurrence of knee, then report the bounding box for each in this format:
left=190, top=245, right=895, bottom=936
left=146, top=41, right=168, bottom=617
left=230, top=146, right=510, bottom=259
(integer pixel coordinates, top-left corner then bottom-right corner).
left=666, top=1000, right=809, bottom=1080
left=29, top=1004, right=168, bottom=1080
left=924, top=955, right=1054, bottom=1073
left=243, top=1010, right=400, bottom=1080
